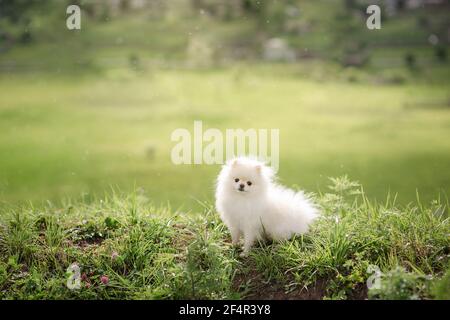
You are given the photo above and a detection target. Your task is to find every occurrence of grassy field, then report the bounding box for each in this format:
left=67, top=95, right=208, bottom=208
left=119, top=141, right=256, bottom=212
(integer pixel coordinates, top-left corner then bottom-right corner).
left=0, top=179, right=448, bottom=299
left=0, top=64, right=449, bottom=209
left=1, top=1, right=449, bottom=208
left=2, top=64, right=449, bottom=300
left=0, top=1, right=449, bottom=300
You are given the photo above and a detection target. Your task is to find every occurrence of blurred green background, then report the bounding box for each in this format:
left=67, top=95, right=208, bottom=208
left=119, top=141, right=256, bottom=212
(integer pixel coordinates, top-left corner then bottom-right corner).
left=0, top=0, right=449, bottom=209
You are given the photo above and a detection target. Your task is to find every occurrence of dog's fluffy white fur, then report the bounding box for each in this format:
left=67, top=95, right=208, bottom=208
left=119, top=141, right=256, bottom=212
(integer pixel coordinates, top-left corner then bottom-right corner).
left=215, top=157, right=319, bottom=255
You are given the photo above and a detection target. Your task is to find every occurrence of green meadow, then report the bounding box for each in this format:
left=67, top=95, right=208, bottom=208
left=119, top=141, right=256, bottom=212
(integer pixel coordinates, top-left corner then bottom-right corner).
left=0, top=2, right=448, bottom=208
left=1, top=65, right=449, bottom=208
left=0, top=0, right=449, bottom=300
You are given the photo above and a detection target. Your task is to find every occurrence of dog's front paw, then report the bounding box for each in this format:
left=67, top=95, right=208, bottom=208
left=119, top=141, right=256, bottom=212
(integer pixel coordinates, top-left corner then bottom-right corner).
left=239, top=251, right=248, bottom=258
left=239, top=247, right=251, bottom=257
left=231, top=239, right=240, bottom=247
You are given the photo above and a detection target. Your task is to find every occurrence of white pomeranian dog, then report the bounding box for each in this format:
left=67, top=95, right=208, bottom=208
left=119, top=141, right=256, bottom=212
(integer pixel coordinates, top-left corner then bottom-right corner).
left=215, top=157, right=319, bottom=256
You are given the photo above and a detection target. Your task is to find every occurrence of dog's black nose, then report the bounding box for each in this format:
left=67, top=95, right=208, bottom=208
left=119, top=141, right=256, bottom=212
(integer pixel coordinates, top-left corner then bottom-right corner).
left=239, top=184, right=245, bottom=189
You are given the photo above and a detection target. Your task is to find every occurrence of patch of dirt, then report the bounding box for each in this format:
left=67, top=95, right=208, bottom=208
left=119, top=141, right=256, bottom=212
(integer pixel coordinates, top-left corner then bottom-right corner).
left=76, top=238, right=105, bottom=247
left=64, top=222, right=110, bottom=248
left=348, top=283, right=368, bottom=300
left=171, top=223, right=195, bottom=248
left=233, top=265, right=368, bottom=300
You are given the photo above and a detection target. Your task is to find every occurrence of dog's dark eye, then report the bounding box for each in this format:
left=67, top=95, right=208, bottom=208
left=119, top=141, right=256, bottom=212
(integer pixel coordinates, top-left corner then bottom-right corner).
left=247, top=181, right=252, bottom=186
left=234, top=178, right=239, bottom=183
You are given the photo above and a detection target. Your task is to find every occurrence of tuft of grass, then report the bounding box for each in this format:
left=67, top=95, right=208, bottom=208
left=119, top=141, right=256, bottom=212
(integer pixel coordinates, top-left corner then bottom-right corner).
left=0, top=180, right=448, bottom=300
left=367, top=267, right=431, bottom=300
left=431, top=265, right=450, bottom=300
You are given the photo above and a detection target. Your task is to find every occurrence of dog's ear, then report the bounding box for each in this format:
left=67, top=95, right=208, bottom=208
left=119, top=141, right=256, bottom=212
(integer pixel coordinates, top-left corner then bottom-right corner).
left=231, top=159, right=239, bottom=167
left=255, top=164, right=262, bottom=174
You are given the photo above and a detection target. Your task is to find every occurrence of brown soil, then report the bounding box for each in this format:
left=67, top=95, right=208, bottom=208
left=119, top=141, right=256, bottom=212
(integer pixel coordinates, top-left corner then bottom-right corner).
left=233, top=265, right=368, bottom=300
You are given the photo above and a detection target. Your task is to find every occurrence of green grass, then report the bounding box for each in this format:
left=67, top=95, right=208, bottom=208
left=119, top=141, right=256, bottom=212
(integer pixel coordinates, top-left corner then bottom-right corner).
left=0, top=64, right=449, bottom=208
left=0, top=1, right=449, bottom=300
left=0, top=0, right=448, bottom=209
left=0, top=178, right=448, bottom=299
